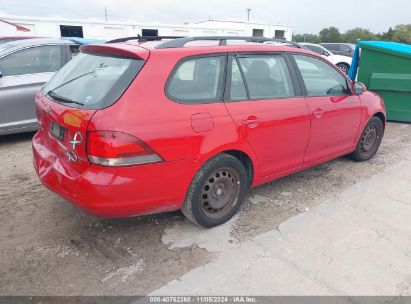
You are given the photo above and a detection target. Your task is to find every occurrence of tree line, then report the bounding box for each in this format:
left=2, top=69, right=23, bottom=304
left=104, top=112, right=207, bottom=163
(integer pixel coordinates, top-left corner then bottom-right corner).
left=293, top=25, right=411, bottom=44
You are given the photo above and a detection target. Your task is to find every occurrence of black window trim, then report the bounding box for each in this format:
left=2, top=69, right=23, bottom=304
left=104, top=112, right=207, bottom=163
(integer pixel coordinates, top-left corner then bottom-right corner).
left=165, top=53, right=228, bottom=105
left=289, top=53, right=354, bottom=98
left=223, top=51, right=304, bottom=103
left=0, top=44, right=66, bottom=77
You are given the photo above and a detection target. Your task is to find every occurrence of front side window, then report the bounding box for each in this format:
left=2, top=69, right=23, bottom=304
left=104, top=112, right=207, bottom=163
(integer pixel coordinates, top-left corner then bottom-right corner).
left=0, top=45, right=62, bottom=76
left=167, top=56, right=224, bottom=103
left=341, top=44, right=352, bottom=52
left=293, top=55, right=350, bottom=96
left=306, top=45, right=325, bottom=55
left=237, top=55, right=295, bottom=100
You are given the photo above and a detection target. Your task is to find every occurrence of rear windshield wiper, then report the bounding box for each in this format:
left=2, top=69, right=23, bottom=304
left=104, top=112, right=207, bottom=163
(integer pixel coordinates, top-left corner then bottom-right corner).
left=48, top=65, right=107, bottom=93
left=47, top=90, right=84, bottom=106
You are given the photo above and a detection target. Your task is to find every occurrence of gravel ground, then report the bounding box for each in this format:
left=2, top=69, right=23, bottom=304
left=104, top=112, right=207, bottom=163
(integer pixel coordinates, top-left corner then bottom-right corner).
left=0, top=122, right=410, bottom=295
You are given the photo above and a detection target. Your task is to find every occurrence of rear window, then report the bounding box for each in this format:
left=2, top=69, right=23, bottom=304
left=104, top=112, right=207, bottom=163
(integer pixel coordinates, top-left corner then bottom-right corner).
left=42, top=52, right=144, bottom=109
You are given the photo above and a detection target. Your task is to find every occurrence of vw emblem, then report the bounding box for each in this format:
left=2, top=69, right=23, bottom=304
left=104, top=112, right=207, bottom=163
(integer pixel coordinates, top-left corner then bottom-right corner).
left=70, top=132, right=83, bottom=150
left=45, top=104, right=51, bottom=114
left=67, top=132, right=84, bottom=163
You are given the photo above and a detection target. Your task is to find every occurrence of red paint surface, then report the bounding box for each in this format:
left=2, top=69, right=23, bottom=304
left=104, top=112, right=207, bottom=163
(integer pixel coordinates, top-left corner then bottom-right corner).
left=33, top=42, right=386, bottom=218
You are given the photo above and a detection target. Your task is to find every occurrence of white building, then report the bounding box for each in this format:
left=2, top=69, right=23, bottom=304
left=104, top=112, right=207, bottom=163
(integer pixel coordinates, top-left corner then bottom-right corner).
left=0, top=14, right=293, bottom=41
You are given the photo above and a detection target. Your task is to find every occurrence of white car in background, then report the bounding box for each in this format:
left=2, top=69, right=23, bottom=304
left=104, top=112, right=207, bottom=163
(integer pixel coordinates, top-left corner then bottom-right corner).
left=301, top=43, right=352, bottom=74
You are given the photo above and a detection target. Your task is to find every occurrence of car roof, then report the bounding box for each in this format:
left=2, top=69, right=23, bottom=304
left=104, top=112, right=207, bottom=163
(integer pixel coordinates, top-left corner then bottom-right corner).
left=115, top=40, right=315, bottom=57
left=0, top=38, right=75, bottom=56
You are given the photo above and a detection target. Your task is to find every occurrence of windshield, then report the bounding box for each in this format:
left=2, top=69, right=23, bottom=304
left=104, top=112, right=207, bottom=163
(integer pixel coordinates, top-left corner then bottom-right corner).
left=42, top=52, right=145, bottom=109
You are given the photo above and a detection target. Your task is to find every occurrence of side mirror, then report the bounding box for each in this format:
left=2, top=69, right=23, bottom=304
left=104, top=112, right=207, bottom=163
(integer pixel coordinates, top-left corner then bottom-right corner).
left=353, top=82, right=366, bottom=95
left=323, top=51, right=330, bottom=56
left=0, top=71, right=2, bottom=78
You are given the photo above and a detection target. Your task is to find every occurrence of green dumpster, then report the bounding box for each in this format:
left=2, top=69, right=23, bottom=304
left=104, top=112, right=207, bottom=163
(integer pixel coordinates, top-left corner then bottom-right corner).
left=348, top=41, right=411, bottom=122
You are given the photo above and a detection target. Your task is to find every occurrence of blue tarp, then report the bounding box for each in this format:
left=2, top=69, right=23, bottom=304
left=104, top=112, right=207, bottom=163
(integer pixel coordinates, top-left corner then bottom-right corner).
left=348, top=44, right=361, bottom=80
left=348, top=41, right=411, bottom=80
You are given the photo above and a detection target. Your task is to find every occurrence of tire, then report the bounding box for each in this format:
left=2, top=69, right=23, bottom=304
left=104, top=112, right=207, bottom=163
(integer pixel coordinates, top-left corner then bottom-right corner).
left=182, top=153, right=248, bottom=228
left=336, top=63, right=350, bottom=75
left=348, top=117, right=384, bottom=162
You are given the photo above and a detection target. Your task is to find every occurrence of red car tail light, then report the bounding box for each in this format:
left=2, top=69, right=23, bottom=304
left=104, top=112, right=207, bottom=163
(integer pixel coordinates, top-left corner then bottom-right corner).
left=87, top=131, right=162, bottom=166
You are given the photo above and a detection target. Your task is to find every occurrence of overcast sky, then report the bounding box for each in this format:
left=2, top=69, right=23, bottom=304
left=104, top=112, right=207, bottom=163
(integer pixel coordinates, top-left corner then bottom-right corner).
left=0, top=0, right=409, bottom=34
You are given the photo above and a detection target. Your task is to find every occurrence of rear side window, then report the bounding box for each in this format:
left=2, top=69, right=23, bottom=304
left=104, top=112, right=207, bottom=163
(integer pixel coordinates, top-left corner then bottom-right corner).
left=236, top=55, right=295, bottom=100
left=42, top=52, right=144, bottom=109
left=0, top=45, right=62, bottom=76
left=167, top=56, right=225, bottom=104
left=293, top=55, right=350, bottom=96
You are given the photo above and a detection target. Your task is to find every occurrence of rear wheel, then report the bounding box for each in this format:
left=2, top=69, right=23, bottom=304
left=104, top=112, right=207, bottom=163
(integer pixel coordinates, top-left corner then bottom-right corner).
left=349, top=117, right=384, bottom=162
left=182, top=154, right=248, bottom=228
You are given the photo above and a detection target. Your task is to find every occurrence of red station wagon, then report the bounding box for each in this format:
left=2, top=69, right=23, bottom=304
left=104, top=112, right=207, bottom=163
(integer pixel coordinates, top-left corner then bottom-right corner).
left=33, top=36, right=386, bottom=228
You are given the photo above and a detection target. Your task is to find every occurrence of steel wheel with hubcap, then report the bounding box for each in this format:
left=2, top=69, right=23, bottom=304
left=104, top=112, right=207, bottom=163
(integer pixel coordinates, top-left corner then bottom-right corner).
left=182, top=154, right=248, bottom=228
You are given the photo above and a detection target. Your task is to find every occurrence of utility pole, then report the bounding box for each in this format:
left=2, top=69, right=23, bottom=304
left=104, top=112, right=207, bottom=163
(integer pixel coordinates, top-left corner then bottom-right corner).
left=246, top=8, right=251, bottom=22
left=104, top=6, right=108, bottom=22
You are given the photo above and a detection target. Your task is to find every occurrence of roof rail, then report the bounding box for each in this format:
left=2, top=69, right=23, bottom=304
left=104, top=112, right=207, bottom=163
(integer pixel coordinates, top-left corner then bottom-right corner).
left=106, top=35, right=184, bottom=44
left=154, top=36, right=306, bottom=49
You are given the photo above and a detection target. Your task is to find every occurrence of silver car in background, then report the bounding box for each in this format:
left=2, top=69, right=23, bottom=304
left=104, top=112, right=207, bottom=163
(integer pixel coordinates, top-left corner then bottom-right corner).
left=0, top=38, right=81, bottom=135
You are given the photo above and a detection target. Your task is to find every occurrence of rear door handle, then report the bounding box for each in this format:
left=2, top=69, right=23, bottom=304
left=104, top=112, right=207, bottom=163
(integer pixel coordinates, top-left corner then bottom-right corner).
left=313, top=110, right=324, bottom=119
left=242, top=116, right=259, bottom=127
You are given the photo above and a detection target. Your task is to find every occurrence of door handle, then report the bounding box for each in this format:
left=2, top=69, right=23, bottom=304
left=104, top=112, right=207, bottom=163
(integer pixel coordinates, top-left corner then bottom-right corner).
left=242, top=116, right=259, bottom=127
left=313, top=110, right=324, bottom=119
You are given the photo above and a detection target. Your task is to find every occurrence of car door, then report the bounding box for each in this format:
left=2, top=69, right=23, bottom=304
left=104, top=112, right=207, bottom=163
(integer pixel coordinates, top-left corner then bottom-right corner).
left=224, top=53, right=310, bottom=177
left=292, top=54, right=362, bottom=163
left=0, top=45, right=64, bottom=133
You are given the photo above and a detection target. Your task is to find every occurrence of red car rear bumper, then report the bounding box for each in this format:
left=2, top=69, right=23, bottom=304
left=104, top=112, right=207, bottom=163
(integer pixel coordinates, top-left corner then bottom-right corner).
left=32, top=133, right=199, bottom=218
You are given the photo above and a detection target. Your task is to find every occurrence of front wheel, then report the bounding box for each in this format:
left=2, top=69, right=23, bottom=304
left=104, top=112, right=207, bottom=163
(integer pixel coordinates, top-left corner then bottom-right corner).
left=336, top=63, right=350, bottom=74
left=348, top=117, right=384, bottom=162
left=182, top=154, right=248, bottom=228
